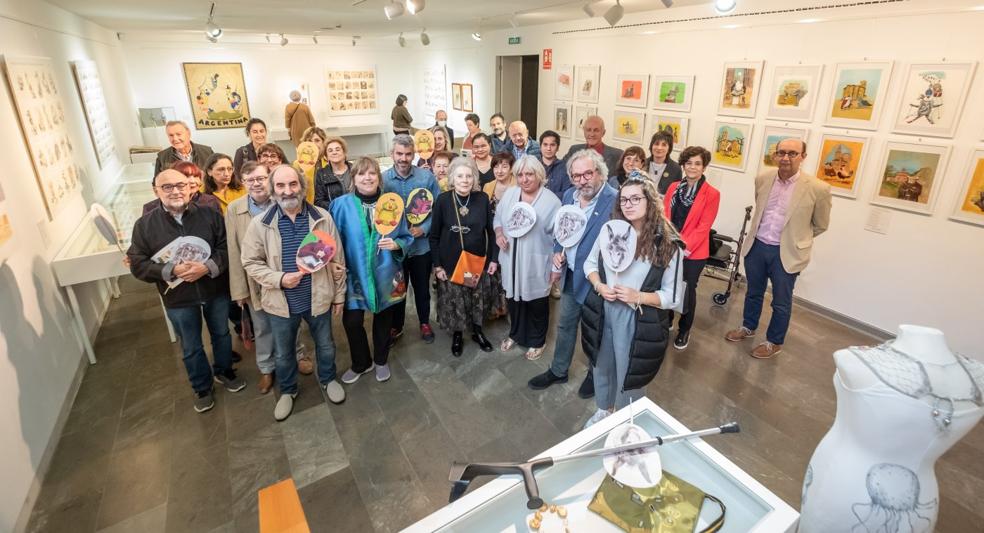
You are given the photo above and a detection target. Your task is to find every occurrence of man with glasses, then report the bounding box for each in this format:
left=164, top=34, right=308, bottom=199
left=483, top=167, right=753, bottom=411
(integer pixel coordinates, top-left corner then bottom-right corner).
left=128, top=169, right=245, bottom=414
left=527, top=150, right=617, bottom=398
left=154, top=121, right=214, bottom=176
left=725, top=139, right=832, bottom=359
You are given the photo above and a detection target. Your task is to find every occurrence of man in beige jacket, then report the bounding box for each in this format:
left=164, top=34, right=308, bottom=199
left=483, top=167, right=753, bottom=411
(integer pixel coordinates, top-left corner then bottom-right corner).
left=241, top=165, right=347, bottom=421
left=725, top=139, right=832, bottom=359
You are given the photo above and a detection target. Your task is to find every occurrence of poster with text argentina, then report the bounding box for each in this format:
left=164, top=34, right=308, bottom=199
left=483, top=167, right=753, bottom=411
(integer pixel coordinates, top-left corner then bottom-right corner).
left=181, top=62, right=252, bottom=130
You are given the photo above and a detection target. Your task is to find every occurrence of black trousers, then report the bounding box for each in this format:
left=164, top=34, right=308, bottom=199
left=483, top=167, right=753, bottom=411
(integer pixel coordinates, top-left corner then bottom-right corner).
left=670, top=258, right=707, bottom=334
left=342, top=306, right=397, bottom=372
left=507, top=296, right=550, bottom=349
left=392, top=253, right=433, bottom=330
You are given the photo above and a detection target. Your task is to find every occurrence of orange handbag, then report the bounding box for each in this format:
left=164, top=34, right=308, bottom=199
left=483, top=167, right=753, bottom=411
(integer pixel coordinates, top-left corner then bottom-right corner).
left=449, top=205, right=486, bottom=288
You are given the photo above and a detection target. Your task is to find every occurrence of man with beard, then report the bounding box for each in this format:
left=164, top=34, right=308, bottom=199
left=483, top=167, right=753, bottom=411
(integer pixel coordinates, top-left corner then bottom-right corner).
left=527, top=149, right=617, bottom=398
left=241, top=165, right=348, bottom=421
left=128, top=169, right=244, bottom=414
left=489, top=113, right=510, bottom=154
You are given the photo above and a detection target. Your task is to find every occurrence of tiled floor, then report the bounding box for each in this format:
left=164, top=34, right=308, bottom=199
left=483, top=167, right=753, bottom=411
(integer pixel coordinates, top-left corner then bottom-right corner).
left=25, top=275, right=984, bottom=532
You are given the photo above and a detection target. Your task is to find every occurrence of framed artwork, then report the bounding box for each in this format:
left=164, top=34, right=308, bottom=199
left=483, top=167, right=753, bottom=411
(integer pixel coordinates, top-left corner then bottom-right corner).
left=451, top=83, right=462, bottom=111
left=576, top=65, right=601, bottom=104
left=553, top=103, right=573, bottom=138
left=871, top=141, right=950, bottom=215
left=70, top=60, right=117, bottom=170
left=710, top=120, right=754, bottom=172
left=422, top=65, right=447, bottom=122
left=949, top=150, right=984, bottom=226
left=892, top=61, right=977, bottom=138
left=767, top=65, right=823, bottom=122
left=615, top=74, right=649, bottom=108
left=555, top=64, right=574, bottom=101
left=461, top=83, right=474, bottom=112
left=325, top=67, right=378, bottom=116
left=717, top=61, right=763, bottom=118
left=825, top=61, right=893, bottom=130
left=182, top=62, right=251, bottom=129
left=612, top=110, right=646, bottom=144
left=647, top=114, right=690, bottom=149
left=759, top=125, right=809, bottom=176
left=0, top=182, right=11, bottom=249
left=651, top=75, right=694, bottom=112
left=574, top=105, right=597, bottom=142
left=814, top=133, right=869, bottom=198
left=1, top=55, right=82, bottom=219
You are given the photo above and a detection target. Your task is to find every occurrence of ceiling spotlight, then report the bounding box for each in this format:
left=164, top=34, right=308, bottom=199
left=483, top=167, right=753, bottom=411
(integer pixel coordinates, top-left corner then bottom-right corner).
left=471, top=31, right=482, bottom=41
left=384, top=1, right=404, bottom=19
left=204, top=2, right=222, bottom=41
left=714, top=0, right=737, bottom=14
left=265, top=34, right=271, bottom=43
left=406, top=0, right=425, bottom=15
left=312, top=35, right=319, bottom=44
left=661, top=0, right=673, bottom=7
left=582, top=2, right=598, bottom=17
left=420, top=29, right=430, bottom=46
left=398, top=32, right=406, bottom=47
left=206, top=34, right=218, bottom=43
left=603, top=0, right=624, bottom=26
left=509, top=14, right=519, bottom=29
left=280, top=33, right=288, bottom=46
left=352, top=35, right=361, bottom=46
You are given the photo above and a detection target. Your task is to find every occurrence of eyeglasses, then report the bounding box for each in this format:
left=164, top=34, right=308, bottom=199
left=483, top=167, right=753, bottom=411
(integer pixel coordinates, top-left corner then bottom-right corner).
left=157, top=182, right=189, bottom=193
left=258, top=153, right=280, bottom=160
left=570, top=168, right=596, bottom=182
left=773, top=150, right=801, bottom=159
left=243, top=177, right=268, bottom=185
left=212, top=166, right=234, bottom=173
left=619, top=195, right=645, bottom=206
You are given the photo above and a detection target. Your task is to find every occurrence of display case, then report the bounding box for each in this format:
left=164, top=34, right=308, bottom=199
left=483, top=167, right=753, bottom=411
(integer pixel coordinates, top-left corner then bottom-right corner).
left=404, top=397, right=798, bottom=532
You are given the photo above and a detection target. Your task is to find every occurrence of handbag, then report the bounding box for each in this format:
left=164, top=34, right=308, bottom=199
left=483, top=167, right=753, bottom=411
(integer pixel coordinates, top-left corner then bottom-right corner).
left=588, top=471, right=726, bottom=533
left=449, top=202, right=486, bottom=289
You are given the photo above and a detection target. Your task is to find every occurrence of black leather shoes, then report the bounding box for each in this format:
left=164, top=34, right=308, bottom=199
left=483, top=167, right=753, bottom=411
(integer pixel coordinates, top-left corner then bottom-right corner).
left=471, top=330, right=494, bottom=352
left=577, top=371, right=595, bottom=399
left=451, top=331, right=464, bottom=357
left=527, top=370, right=568, bottom=390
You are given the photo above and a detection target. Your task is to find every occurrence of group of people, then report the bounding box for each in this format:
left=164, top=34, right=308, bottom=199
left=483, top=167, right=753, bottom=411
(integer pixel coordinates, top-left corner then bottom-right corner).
left=128, top=107, right=831, bottom=426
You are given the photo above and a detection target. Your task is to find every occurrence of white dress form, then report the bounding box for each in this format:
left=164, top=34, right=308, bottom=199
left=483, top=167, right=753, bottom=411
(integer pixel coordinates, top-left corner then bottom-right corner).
left=799, top=325, right=984, bottom=533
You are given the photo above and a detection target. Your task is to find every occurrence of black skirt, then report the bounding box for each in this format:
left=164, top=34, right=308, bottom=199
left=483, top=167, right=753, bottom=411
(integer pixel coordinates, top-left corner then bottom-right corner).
left=507, top=296, right=550, bottom=348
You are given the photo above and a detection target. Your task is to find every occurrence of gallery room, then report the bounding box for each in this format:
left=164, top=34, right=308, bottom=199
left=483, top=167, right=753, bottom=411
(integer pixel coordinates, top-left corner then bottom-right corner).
left=0, top=0, right=982, bottom=531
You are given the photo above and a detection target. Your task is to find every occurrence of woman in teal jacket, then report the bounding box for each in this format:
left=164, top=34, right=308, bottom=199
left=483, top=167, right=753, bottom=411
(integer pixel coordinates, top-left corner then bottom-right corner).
left=330, top=156, right=412, bottom=385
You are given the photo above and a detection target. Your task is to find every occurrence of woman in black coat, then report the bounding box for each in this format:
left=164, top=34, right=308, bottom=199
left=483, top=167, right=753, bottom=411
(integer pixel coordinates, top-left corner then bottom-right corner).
left=313, top=137, right=353, bottom=210
left=647, top=129, right=683, bottom=195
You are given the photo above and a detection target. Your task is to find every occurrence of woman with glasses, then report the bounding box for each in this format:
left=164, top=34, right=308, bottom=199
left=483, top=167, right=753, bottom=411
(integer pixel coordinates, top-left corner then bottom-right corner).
left=204, top=153, right=245, bottom=215
left=470, top=133, right=495, bottom=186
left=609, top=146, right=647, bottom=187
left=314, top=137, right=352, bottom=210
left=233, top=118, right=268, bottom=179
left=664, top=146, right=720, bottom=351
left=581, top=172, right=684, bottom=428
left=648, top=129, right=682, bottom=194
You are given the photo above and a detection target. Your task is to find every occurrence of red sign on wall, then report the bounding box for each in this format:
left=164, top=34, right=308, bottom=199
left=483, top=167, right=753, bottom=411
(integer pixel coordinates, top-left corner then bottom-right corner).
left=542, top=49, right=553, bottom=70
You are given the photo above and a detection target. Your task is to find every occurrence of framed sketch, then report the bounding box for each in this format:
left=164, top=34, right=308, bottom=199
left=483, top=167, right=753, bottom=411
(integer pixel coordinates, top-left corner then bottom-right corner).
left=767, top=65, right=823, bottom=122
left=717, top=61, right=763, bottom=118
left=647, top=114, right=690, bottom=150
left=949, top=149, right=984, bottom=226
left=612, top=110, right=646, bottom=144
left=576, top=65, right=601, bottom=104
left=553, top=103, right=573, bottom=138
left=555, top=64, right=574, bottom=101
left=574, top=105, right=597, bottom=142
left=182, top=62, right=251, bottom=128
left=451, top=83, right=462, bottom=111
left=871, top=141, right=950, bottom=215
left=652, top=75, right=694, bottom=112
left=710, top=120, right=754, bottom=172
left=70, top=60, right=117, bottom=169
left=1, top=55, right=82, bottom=219
left=422, top=65, right=447, bottom=122
left=759, top=125, right=809, bottom=176
left=324, top=67, right=378, bottom=116
left=892, top=61, right=977, bottom=138
left=814, top=133, right=869, bottom=198
left=825, top=61, right=893, bottom=130
left=615, top=74, right=649, bottom=108
left=461, top=83, right=474, bottom=112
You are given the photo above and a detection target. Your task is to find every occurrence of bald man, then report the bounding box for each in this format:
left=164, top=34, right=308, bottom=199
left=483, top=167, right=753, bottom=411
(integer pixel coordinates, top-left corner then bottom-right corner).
left=563, top=115, right=623, bottom=177
left=154, top=120, right=214, bottom=176
left=506, top=121, right=541, bottom=159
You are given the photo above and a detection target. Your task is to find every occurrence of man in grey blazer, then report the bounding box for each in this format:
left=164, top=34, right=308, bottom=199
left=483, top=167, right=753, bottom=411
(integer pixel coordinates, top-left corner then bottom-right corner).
left=563, top=115, right=623, bottom=177
left=153, top=120, right=214, bottom=177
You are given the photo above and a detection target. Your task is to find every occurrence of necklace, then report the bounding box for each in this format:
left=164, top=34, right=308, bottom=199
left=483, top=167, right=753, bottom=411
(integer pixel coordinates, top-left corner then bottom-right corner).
left=454, top=193, right=470, bottom=216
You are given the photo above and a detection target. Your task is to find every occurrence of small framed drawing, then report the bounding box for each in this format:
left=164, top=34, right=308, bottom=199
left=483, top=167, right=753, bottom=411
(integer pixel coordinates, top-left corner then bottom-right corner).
left=652, top=75, right=694, bottom=112
left=871, top=141, right=950, bottom=215
left=767, top=65, right=823, bottom=122
left=574, top=105, right=597, bottom=142
left=892, top=61, right=977, bottom=138
left=553, top=103, right=573, bottom=138
left=647, top=114, right=690, bottom=150
left=825, top=61, right=893, bottom=130
left=949, top=149, right=984, bottom=226
left=615, top=74, right=649, bottom=108
left=710, top=120, right=754, bottom=172
left=717, top=61, right=763, bottom=118
left=451, top=83, right=462, bottom=111
left=814, top=133, right=870, bottom=198
left=576, top=65, right=601, bottom=104
left=758, top=125, right=809, bottom=176
left=612, top=110, right=646, bottom=144
left=461, top=83, right=474, bottom=112
left=555, top=64, right=574, bottom=100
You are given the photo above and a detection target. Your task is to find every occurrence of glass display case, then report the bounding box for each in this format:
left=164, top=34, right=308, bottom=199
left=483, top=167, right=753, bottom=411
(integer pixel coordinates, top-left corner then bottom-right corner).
left=404, top=397, right=798, bottom=532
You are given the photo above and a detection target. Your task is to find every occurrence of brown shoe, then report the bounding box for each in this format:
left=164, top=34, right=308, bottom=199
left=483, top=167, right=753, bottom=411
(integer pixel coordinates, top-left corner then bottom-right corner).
left=725, top=326, right=756, bottom=342
left=297, top=357, right=315, bottom=375
left=258, top=373, right=274, bottom=394
left=750, top=342, right=782, bottom=359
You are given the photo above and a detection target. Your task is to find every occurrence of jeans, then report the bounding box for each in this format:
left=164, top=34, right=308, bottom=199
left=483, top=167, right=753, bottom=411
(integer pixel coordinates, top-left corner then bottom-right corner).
left=742, top=240, right=799, bottom=345
left=250, top=306, right=307, bottom=375
left=165, top=293, right=233, bottom=393
left=549, top=269, right=584, bottom=378
left=268, top=310, right=337, bottom=394
left=669, top=258, right=707, bottom=334
left=392, top=253, right=432, bottom=330
left=342, top=306, right=397, bottom=372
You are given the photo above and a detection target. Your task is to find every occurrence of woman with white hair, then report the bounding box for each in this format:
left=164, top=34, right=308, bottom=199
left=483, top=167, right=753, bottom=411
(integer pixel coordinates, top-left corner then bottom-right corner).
left=493, top=155, right=561, bottom=360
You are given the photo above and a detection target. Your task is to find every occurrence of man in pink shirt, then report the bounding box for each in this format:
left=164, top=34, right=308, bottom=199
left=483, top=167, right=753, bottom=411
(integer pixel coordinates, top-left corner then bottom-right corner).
left=725, top=139, right=832, bottom=359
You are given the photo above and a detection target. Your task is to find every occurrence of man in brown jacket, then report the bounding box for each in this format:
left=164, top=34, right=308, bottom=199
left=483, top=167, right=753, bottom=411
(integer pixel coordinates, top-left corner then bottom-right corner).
left=285, top=90, right=315, bottom=147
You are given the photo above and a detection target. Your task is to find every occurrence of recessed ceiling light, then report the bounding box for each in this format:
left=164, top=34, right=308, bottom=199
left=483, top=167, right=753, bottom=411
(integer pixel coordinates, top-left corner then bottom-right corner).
left=714, top=0, right=737, bottom=14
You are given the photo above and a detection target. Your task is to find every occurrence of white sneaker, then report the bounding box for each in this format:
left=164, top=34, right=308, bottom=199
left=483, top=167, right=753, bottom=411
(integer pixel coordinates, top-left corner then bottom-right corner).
left=341, top=364, right=375, bottom=384
left=274, top=393, right=297, bottom=421
left=583, top=409, right=610, bottom=429
left=323, top=381, right=346, bottom=404
left=375, top=364, right=391, bottom=382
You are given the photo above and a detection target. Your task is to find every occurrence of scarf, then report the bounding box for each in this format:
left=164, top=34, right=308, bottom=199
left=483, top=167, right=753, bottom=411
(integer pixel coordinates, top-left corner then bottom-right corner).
left=670, top=177, right=703, bottom=231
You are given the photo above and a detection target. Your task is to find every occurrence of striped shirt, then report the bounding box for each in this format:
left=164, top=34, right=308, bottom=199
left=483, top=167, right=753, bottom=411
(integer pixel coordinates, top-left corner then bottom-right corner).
left=278, top=205, right=312, bottom=314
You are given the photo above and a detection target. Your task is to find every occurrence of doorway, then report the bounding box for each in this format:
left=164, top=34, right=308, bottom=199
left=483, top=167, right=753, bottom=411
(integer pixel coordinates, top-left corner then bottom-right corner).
left=495, top=54, right=540, bottom=138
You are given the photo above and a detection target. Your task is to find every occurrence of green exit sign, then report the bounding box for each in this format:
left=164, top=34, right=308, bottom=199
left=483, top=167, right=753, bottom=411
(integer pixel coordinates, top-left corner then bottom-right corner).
left=508, top=36, right=521, bottom=45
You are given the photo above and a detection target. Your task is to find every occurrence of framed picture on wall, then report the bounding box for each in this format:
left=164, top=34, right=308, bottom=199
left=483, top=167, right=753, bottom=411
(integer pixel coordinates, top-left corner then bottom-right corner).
left=182, top=62, right=252, bottom=128
left=871, top=141, right=950, bottom=215
left=651, top=75, right=694, bottom=112
left=814, top=133, right=870, bottom=199
left=892, top=61, right=977, bottom=138
left=710, top=120, right=754, bottom=172
left=824, top=61, right=893, bottom=130
left=553, top=103, right=573, bottom=138
left=0, top=182, right=11, bottom=249
left=576, top=65, right=601, bottom=104
left=717, top=61, right=763, bottom=118
left=451, top=83, right=462, bottom=111
left=461, top=83, right=474, bottom=112
left=758, top=125, right=809, bottom=176
left=325, top=67, right=378, bottom=116
left=615, top=74, right=650, bottom=108
left=647, top=114, right=690, bottom=151
left=71, top=60, right=117, bottom=169
left=949, top=149, right=984, bottom=226
left=766, top=65, right=824, bottom=122
left=555, top=64, right=574, bottom=101
left=574, top=105, right=597, bottom=142
left=612, top=110, right=646, bottom=144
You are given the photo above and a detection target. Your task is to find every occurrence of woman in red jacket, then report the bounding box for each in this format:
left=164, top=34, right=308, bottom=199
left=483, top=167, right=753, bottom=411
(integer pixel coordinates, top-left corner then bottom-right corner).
left=663, top=146, right=720, bottom=350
